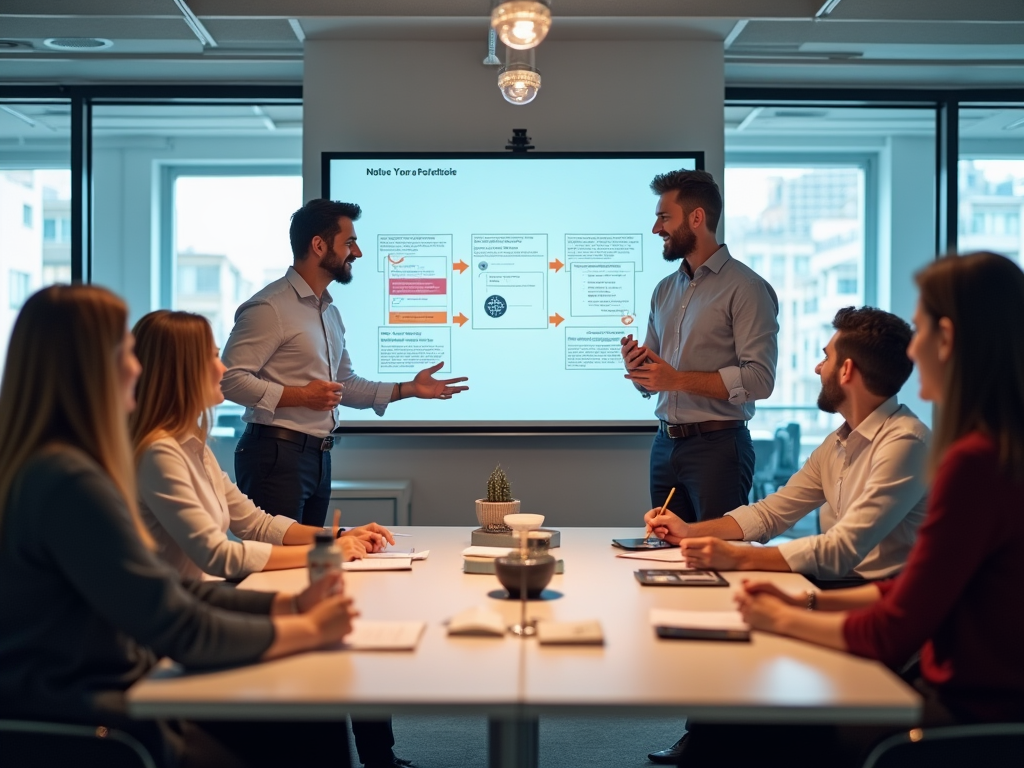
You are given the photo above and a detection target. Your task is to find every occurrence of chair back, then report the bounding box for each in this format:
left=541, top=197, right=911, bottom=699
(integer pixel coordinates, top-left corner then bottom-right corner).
left=0, top=719, right=157, bottom=768
left=863, top=723, right=1024, bottom=768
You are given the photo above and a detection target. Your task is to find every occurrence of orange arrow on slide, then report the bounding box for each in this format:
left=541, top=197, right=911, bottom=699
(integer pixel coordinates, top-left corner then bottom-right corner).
left=549, top=313, right=565, bottom=327
left=453, top=260, right=469, bottom=274
left=453, top=312, right=468, bottom=327
left=549, top=258, right=564, bottom=272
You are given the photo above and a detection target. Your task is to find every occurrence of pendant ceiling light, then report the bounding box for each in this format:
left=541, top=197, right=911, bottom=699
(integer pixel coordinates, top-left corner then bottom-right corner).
left=491, top=1, right=552, bottom=51
left=498, top=47, right=541, bottom=106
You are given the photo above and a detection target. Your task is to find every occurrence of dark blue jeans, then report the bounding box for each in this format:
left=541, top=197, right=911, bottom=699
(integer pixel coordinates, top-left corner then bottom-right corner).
left=649, top=427, right=755, bottom=523
left=234, top=432, right=332, bottom=528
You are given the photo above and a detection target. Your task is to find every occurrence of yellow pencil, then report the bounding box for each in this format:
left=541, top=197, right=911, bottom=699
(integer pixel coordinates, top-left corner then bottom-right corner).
left=645, top=487, right=676, bottom=543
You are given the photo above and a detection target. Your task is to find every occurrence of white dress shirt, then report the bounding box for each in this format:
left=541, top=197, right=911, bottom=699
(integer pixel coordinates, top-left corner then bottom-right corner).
left=220, top=267, right=393, bottom=438
left=727, top=397, right=930, bottom=580
left=138, top=434, right=295, bottom=581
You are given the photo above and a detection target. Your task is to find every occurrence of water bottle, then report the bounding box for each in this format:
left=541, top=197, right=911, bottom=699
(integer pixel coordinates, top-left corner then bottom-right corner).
left=308, top=530, right=342, bottom=588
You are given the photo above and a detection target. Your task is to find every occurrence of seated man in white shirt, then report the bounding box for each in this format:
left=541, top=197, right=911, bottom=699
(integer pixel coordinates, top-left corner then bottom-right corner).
left=645, top=305, right=930, bottom=583
left=642, top=306, right=930, bottom=766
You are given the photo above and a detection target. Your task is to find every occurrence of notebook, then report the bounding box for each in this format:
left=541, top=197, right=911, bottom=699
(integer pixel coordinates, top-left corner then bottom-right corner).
left=446, top=607, right=507, bottom=637
left=342, top=620, right=425, bottom=650
left=536, top=620, right=604, bottom=646
left=649, top=608, right=751, bottom=642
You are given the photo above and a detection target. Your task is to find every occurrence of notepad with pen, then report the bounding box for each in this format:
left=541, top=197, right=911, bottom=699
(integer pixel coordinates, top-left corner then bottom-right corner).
left=634, top=569, right=729, bottom=587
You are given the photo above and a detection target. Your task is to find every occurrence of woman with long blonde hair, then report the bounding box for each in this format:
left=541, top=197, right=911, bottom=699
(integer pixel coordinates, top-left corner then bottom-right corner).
left=130, top=310, right=392, bottom=581
left=0, top=285, right=356, bottom=767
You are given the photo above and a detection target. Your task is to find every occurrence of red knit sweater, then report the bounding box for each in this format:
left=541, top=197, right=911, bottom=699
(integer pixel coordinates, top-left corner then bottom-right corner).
left=843, top=431, right=1024, bottom=723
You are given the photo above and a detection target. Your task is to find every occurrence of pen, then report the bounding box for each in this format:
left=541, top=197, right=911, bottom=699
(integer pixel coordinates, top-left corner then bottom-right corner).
left=645, top=487, right=676, bottom=544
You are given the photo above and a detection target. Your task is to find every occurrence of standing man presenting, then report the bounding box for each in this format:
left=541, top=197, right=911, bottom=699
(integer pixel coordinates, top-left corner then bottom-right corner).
left=623, top=169, right=779, bottom=524
left=221, top=198, right=468, bottom=530
left=622, top=170, right=779, bottom=765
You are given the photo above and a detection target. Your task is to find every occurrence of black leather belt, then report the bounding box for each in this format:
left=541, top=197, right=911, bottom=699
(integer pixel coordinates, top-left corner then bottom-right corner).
left=659, top=419, right=746, bottom=439
left=243, top=423, right=334, bottom=452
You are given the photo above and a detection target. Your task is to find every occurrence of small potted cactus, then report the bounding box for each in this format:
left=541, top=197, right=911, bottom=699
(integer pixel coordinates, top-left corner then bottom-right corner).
left=475, top=464, right=520, bottom=531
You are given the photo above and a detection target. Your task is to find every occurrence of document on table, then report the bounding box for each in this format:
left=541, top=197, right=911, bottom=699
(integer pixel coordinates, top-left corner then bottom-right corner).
left=343, top=621, right=426, bottom=650
left=461, top=546, right=514, bottom=558
left=616, top=549, right=691, bottom=564
left=366, top=549, right=430, bottom=560
left=536, top=620, right=605, bottom=646
left=343, top=558, right=413, bottom=571
left=650, top=609, right=748, bottom=631
left=649, top=609, right=750, bottom=641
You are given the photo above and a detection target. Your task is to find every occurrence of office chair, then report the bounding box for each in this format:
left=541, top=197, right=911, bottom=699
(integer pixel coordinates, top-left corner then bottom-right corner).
left=0, top=719, right=157, bottom=768
left=862, top=723, right=1024, bottom=768
left=751, top=422, right=801, bottom=501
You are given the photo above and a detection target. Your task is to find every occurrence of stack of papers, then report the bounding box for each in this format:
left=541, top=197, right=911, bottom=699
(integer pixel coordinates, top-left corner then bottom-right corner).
left=366, top=549, right=430, bottom=560
left=343, top=621, right=425, bottom=650
left=343, top=558, right=412, bottom=571
left=461, top=546, right=514, bottom=558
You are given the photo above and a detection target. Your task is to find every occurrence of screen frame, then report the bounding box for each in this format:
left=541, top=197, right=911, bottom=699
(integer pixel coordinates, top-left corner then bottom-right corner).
left=320, top=149, right=705, bottom=435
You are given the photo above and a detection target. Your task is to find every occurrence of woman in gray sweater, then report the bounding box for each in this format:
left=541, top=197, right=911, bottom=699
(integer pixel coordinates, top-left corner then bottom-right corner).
left=0, top=285, right=355, bottom=767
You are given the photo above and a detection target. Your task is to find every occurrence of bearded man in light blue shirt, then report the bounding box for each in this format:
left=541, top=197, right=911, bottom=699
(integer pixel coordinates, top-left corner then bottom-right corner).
left=622, top=169, right=780, bottom=524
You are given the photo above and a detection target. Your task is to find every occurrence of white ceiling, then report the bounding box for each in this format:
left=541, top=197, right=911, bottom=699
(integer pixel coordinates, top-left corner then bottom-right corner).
left=0, top=0, right=1022, bottom=86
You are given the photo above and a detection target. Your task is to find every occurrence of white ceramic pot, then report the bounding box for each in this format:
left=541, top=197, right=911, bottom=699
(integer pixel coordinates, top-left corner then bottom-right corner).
left=475, top=499, right=520, bottom=530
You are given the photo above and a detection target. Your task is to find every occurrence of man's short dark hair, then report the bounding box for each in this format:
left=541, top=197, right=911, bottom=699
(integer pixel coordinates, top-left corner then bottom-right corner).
left=650, top=169, right=723, bottom=233
left=832, top=306, right=913, bottom=398
left=289, top=199, right=361, bottom=261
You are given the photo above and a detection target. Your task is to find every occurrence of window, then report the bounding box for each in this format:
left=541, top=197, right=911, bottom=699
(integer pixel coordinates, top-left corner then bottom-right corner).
left=172, top=174, right=302, bottom=347
left=0, top=98, right=71, bottom=376
left=724, top=164, right=866, bottom=450
left=8, top=271, right=30, bottom=309
left=43, top=218, right=56, bottom=241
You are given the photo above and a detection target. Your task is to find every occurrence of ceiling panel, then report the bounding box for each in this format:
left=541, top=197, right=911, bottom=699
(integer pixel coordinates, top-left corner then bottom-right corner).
left=0, top=0, right=178, bottom=16
left=829, top=0, right=1024, bottom=23
left=735, top=19, right=1024, bottom=47
left=199, top=18, right=301, bottom=45
left=0, top=16, right=196, bottom=41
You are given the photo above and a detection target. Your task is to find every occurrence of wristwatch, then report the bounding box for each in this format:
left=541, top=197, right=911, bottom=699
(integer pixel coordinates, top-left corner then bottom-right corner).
left=805, top=590, right=817, bottom=611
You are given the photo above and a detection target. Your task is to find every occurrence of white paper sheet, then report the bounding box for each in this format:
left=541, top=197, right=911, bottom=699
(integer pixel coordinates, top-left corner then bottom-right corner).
left=461, top=546, right=514, bottom=559
left=343, top=621, right=425, bottom=650
left=615, top=549, right=690, bottom=563
left=366, top=550, right=430, bottom=560
left=343, top=558, right=413, bottom=571
left=649, top=609, right=749, bottom=632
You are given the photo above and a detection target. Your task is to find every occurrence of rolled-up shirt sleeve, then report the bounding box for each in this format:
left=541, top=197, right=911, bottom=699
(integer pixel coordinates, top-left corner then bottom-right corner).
left=721, top=278, right=779, bottom=405
left=220, top=300, right=285, bottom=423
left=727, top=446, right=826, bottom=543
left=778, top=433, right=929, bottom=580
left=138, top=444, right=273, bottom=580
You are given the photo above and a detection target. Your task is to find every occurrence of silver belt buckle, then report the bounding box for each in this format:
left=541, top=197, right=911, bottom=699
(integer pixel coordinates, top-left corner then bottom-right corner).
left=320, top=437, right=334, bottom=451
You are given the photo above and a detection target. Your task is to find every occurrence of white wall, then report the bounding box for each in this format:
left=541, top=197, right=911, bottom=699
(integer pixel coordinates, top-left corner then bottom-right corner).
left=303, top=39, right=725, bottom=525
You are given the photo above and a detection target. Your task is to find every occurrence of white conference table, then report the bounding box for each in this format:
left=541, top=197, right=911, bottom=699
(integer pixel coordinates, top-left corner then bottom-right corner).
left=128, top=527, right=920, bottom=767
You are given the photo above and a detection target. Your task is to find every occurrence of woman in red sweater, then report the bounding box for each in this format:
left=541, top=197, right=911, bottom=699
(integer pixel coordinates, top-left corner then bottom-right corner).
left=736, top=251, right=1024, bottom=725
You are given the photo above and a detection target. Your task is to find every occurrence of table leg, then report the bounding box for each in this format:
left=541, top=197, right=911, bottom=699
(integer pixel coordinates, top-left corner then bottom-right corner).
left=488, top=716, right=539, bottom=768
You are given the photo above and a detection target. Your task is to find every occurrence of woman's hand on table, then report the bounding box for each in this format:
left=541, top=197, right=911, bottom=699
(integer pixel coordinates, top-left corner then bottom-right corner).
left=338, top=536, right=368, bottom=561
left=342, top=523, right=395, bottom=552
left=265, top=572, right=359, bottom=658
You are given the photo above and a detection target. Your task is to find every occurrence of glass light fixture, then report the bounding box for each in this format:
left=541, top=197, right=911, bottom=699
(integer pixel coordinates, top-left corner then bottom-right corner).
left=491, top=1, right=552, bottom=50
left=498, top=48, right=541, bottom=106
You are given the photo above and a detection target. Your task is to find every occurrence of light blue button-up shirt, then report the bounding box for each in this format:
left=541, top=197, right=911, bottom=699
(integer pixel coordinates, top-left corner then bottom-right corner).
left=221, top=267, right=392, bottom=438
left=642, top=245, right=779, bottom=424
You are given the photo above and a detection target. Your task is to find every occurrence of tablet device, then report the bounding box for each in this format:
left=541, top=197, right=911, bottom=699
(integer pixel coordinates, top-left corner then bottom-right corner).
left=611, top=538, right=675, bottom=551
left=634, top=569, right=729, bottom=587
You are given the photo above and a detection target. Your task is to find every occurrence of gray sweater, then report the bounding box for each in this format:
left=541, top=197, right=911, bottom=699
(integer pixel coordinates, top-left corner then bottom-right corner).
left=0, top=446, right=275, bottom=726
